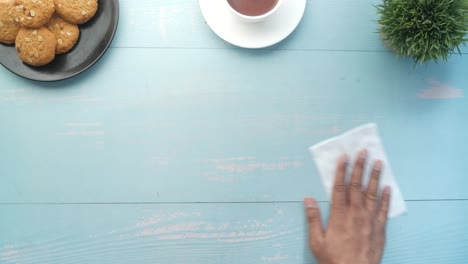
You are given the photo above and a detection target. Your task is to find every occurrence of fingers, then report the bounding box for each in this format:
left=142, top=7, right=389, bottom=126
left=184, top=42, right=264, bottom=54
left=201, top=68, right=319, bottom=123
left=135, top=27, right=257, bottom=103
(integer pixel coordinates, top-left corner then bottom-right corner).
left=377, top=186, right=391, bottom=225
left=365, top=160, right=383, bottom=211
left=304, top=197, right=324, bottom=250
left=349, top=150, right=367, bottom=207
left=331, top=154, right=349, bottom=211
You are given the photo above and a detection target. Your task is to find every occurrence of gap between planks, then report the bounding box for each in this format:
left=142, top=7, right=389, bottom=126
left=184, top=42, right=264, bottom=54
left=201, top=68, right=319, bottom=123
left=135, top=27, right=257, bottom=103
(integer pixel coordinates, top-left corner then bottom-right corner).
left=108, top=46, right=468, bottom=55
left=1, top=199, right=468, bottom=206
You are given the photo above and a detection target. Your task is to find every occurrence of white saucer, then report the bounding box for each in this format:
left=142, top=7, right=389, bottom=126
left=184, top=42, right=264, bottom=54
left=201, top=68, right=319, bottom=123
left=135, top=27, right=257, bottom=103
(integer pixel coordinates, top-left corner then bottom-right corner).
left=199, top=0, right=307, bottom=49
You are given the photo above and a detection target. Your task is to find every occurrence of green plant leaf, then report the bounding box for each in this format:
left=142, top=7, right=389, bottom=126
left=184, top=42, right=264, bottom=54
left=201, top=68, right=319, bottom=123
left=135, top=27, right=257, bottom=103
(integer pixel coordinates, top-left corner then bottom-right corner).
left=376, top=0, right=468, bottom=64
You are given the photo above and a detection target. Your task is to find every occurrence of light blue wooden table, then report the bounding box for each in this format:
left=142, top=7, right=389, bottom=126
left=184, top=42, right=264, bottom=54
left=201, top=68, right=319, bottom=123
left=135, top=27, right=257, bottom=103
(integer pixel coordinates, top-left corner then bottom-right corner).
left=1, top=0, right=467, bottom=263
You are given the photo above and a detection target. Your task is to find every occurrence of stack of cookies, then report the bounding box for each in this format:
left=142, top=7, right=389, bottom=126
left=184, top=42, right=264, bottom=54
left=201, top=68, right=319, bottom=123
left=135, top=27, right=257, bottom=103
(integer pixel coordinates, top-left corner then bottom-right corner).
left=0, top=0, right=98, bottom=67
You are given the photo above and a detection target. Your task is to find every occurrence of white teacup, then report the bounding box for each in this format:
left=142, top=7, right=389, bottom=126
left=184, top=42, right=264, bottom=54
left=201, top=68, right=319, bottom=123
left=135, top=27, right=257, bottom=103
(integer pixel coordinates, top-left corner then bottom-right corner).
left=225, top=0, right=284, bottom=23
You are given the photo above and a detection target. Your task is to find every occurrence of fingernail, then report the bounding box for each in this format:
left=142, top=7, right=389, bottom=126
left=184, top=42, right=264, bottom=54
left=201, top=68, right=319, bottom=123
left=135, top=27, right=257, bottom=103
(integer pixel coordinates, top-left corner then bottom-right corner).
left=339, top=154, right=349, bottom=165
left=383, top=186, right=391, bottom=194
left=359, top=149, right=368, bottom=160
left=304, top=197, right=318, bottom=208
left=373, top=160, right=383, bottom=172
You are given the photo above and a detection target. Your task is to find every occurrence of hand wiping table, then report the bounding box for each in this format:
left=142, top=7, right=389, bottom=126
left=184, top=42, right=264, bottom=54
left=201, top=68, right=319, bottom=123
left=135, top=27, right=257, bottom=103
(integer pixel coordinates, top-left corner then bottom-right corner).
left=310, top=123, right=407, bottom=218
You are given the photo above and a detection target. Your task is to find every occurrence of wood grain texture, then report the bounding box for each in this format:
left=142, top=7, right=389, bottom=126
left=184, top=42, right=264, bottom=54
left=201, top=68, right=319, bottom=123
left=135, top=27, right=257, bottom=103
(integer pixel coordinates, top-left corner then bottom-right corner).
left=114, top=0, right=468, bottom=53
left=1, top=1, right=467, bottom=262
left=0, top=49, right=467, bottom=203
left=1, top=201, right=467, bottom=264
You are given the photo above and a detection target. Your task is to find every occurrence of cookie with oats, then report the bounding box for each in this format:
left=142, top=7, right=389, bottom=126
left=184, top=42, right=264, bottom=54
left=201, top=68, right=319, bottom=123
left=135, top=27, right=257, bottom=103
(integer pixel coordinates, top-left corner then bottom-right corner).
left=10, top=0, right=55, bottom=29
left=46, top=14, right=80, bottom=54
left=0, top=0, right=21, bottom=44
left=15, top=27, right=56, bottom=66
left=54, top=0, right=98, bottom=25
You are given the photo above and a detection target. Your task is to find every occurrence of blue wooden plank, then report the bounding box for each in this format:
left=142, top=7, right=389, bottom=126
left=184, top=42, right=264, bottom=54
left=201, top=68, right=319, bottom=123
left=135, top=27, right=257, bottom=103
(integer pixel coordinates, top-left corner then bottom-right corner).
left=0, top=49, right=466, bottom=202
left=113, top=0, right=468, bottom=53
left=1, top=201, right=467, bottom=263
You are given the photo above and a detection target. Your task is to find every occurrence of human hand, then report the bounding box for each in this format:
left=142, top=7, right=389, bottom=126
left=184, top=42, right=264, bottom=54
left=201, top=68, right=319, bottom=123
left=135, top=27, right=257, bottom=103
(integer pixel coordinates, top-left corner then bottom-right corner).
left=304, top=150, right=391, bottom=264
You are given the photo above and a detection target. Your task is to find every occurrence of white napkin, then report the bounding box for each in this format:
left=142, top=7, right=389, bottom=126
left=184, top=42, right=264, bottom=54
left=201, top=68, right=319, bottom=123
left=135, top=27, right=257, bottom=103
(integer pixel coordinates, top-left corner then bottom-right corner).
left=310, top=123, right=406, bottom=218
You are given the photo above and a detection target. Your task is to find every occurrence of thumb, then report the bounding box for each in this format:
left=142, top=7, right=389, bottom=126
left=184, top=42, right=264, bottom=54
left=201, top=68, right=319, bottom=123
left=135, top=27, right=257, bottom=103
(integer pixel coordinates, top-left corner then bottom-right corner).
left=304, top=197, right=324, bottom=251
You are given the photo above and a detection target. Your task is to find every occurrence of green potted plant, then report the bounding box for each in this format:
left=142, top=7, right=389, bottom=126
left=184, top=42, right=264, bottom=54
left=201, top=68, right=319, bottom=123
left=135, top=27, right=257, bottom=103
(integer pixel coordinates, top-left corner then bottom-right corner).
left=377, top=0, right=468, bottom=64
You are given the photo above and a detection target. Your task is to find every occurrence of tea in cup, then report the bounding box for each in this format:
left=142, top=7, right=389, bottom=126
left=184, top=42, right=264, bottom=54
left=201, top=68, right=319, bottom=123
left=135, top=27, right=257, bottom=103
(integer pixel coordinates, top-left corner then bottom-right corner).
left=226, top=0, right=283, bottom=22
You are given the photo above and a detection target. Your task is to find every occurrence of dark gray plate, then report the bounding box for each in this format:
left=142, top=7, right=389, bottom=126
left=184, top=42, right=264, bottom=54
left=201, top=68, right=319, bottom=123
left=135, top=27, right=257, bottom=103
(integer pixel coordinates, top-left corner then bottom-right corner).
left=0, top=0, right=119, bottom=82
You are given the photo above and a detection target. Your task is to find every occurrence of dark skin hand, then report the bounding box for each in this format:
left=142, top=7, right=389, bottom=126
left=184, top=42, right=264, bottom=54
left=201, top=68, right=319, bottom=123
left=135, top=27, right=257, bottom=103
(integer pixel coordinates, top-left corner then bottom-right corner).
left=304, top=150, right=391, bottom=264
